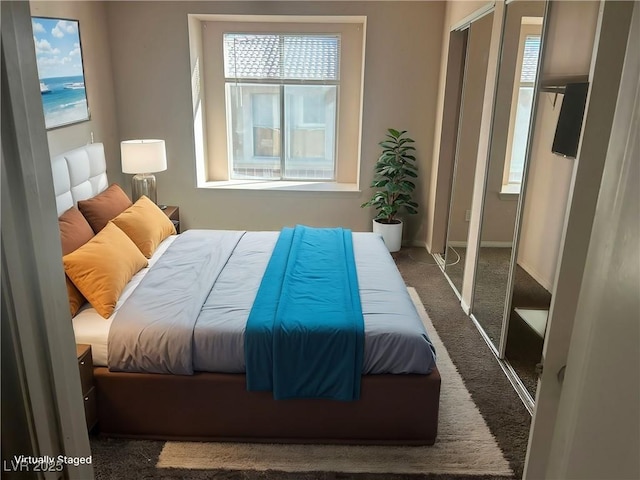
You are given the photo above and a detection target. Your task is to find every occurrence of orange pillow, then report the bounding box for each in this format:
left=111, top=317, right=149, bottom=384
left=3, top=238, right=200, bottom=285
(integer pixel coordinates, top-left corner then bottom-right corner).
left=111, top=195, right=176, bottom=258
left=78, top=184, right=132, bottom=233
left=63, top=222, right=148, bottom=318
left=66, top=280, right=85, bottom=317
left=58, top=207, right=95, bottom=316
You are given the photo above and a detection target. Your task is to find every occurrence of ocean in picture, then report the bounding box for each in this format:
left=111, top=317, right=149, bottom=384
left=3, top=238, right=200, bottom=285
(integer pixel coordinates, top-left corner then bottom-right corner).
left=40, top=75, right=89, bottom=129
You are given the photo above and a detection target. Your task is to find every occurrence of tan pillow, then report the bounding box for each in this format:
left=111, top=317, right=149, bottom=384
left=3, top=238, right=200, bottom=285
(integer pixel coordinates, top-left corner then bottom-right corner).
left=111, top=195, right=177, bottom=258
left=78, top=184, right=132, bottom=233
left=58, top=207, right=95, bottom=316
left=63, top=222, right=148, bottom=318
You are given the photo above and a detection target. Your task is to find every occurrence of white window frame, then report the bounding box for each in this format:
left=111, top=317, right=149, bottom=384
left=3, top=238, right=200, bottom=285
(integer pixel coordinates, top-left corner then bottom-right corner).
left=501, top=23, right=542, bottom=195
left=226, top=83, right=339, bottom=182
left=188, top=15, right=366, bottom=191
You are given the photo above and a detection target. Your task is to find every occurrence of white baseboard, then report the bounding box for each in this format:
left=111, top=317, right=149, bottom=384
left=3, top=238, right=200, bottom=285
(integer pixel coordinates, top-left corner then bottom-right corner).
left=517, top=259, right=553, bottom=292
left=447, top=241, right=513, bottom=248
left=479, top=241, right=513, bottom=248
left=447, top=241, right=468, bottom=248
left=461, top=298, right=470, bottom=314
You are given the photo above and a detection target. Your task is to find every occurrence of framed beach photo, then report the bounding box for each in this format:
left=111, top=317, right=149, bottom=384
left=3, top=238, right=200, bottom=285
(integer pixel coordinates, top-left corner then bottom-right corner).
left=31, top=17, right=90, bottom=129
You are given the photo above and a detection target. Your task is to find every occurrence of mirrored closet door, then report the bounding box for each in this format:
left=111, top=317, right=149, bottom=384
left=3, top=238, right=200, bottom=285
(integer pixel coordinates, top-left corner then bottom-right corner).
left=471, top=1, right=546, bottom=353
left=504, top=0, right=600, bottom=405
left=443, top=10, right=495, bottom=296
left=439, top=0, right=596, bottom=409
left=469, top=0, right=553, bottom=410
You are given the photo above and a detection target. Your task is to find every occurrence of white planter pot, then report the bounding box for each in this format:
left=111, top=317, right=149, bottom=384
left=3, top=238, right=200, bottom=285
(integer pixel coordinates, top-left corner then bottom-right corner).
left=372, top=219, right=403, bottom=252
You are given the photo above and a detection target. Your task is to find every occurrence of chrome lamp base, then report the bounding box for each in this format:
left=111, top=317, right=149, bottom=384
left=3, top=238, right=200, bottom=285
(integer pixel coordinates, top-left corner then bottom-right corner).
left=131, top=173, right=157, bottom=204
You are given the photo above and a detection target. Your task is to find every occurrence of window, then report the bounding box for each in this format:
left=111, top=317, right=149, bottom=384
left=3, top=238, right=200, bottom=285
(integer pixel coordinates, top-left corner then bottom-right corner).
left=507, top=35, right=540, bottom=184
left=250, top=93, right=280, bottom=158
left=503, top=28, right=541, bottom=192
left=189, top=16, right=365, bottom=189
left=224, top=33, right=339, bottom=181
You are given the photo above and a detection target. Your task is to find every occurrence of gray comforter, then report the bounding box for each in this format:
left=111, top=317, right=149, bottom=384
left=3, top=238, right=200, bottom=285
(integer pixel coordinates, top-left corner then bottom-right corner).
left=108, top=230, right=436, bottom=375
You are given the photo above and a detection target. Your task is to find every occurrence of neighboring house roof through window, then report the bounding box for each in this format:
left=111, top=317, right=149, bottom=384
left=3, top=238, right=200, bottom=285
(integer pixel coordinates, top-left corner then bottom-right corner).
left=224, top=34, right=340, bottom=81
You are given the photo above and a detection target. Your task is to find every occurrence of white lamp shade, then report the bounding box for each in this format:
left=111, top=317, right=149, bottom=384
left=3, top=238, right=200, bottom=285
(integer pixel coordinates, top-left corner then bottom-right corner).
left=121, top=139, right=167, bottom=174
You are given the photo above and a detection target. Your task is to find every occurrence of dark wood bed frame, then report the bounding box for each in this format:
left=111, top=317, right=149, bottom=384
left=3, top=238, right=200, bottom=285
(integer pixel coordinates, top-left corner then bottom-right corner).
left=55, top=143, right=442, bottom=446
left=94, top=367, right=441, bottom=445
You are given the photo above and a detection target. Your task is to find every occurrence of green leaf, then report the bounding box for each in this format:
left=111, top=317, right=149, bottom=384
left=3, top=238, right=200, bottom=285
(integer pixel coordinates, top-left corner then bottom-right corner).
left=404, top=206, right=418, bottom=215
left=362, top=128, right=419, bottom=215
left=398, top=146, right=416, bottom=152
left=400, top=180, right=415, bottom=189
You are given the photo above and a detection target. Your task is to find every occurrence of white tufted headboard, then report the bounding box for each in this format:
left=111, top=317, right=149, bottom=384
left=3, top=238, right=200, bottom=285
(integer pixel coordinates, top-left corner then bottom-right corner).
left=51, top=143, right=109, bottom=217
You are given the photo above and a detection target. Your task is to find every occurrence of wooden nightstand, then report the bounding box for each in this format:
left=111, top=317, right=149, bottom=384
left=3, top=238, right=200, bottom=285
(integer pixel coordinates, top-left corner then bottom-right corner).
left=162, top=205, right=180, bottom=233
left=76, top=344, right=98, bottom=431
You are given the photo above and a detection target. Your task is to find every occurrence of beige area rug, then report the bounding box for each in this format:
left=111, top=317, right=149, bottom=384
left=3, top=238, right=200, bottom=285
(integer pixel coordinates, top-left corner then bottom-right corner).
left=157, top=287, right=512, bottom=476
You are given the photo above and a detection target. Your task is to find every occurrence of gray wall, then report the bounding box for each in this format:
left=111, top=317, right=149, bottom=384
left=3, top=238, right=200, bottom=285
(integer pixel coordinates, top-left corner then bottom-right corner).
left=30, top=1, right=123, bottom=187
left=447, top=11, right=493, bottom=244
left=425, top=0, right=494, bottom=253
left=477, top=1, right=545, bottom=244
left=516, top=95, right=572, bottom=291
left=516, top=0, right=600, bottom=291
left=105, top=1, right=445, bottom=239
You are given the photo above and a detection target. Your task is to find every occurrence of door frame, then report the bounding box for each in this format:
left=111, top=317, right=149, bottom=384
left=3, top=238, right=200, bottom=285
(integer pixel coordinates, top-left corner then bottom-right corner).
left=1, top=2, right=93, bottom=477
left=524, top=1, right=635, bottom=477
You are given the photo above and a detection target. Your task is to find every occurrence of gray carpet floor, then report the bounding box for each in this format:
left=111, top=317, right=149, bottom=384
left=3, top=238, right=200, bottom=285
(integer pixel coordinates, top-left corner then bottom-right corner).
left=471, top=248, right=513, bottom=347
left=90, top=247, right=531, bottom=480
left=442, top=246, right=466, bottom=295
left=439, top=246, right=551, bottom=397
left=395, top=248, right=530, bottom=478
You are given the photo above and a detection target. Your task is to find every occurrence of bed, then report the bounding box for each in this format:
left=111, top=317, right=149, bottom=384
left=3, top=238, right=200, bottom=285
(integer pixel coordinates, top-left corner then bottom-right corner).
left=54, top=143, right=441, bottom=445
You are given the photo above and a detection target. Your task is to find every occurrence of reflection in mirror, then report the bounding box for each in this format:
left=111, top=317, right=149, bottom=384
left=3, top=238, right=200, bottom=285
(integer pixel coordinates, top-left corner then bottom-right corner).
left=505, top=256, right=551, bottom=397
left=472, top=1, right=544, bottom=351
left=505, top=83, right=576, bottom=399
left=444, top=12, right=495, bottom=295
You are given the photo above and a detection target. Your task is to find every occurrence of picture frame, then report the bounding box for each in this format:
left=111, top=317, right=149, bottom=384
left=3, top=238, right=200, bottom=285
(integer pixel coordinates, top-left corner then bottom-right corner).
left=31, top=17, right=90, bottom=130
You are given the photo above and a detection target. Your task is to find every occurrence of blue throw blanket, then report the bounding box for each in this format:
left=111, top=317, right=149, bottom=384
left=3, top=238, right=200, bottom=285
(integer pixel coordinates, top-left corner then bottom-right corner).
left=245, top=225, right=364, bottom=401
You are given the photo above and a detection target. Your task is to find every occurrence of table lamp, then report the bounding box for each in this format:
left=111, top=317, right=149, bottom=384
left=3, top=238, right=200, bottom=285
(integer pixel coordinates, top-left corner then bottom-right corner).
left=121, top=139, right=167, bottom=204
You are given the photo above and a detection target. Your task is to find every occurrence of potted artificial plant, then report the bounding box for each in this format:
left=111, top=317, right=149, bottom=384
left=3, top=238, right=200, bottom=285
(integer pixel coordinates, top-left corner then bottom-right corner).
left=361, top=128, right=418, bottom=252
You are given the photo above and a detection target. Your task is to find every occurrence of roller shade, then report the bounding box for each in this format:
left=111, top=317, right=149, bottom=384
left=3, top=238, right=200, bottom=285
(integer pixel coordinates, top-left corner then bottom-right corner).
left=520, top=35, right=541, bottom=84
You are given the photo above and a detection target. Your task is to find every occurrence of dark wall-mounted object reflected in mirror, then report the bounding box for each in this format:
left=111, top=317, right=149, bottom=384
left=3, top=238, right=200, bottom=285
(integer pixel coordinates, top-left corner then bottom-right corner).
left=552, top=82, right=589, bottom=158
left=506, top=80, right=586, bottom=400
